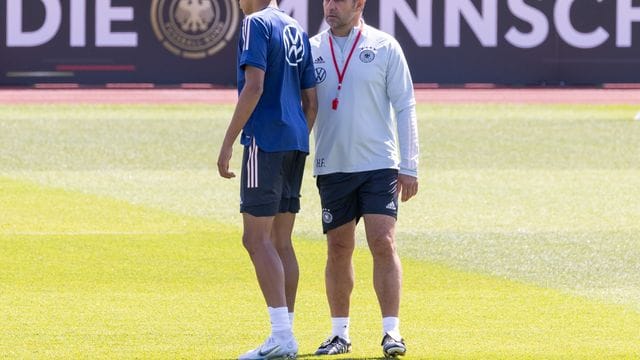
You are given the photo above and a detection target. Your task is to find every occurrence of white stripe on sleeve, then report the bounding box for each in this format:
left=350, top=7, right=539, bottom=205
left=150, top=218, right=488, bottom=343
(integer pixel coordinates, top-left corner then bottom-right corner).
left=243, top=18, right=251, bottom=51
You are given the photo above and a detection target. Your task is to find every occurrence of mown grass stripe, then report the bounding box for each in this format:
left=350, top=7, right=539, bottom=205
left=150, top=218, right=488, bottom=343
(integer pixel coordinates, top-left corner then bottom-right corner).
left=1, top=177, right=639, bottom=358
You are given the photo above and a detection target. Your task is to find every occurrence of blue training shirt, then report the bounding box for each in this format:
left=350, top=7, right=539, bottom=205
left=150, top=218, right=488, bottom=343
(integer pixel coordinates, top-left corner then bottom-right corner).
left=237, top=7, right=316, bottom=153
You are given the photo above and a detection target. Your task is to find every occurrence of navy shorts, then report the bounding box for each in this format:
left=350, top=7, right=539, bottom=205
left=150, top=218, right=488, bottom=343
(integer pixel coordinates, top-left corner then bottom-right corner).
left=316, top=169, right=399, bottom=233
left=240, top=139, right=307, bottom=217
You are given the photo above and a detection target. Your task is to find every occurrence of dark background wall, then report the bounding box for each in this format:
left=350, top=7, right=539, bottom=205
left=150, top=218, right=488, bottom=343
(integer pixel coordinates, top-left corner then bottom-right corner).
left=1, top=0, right=639, bottom=86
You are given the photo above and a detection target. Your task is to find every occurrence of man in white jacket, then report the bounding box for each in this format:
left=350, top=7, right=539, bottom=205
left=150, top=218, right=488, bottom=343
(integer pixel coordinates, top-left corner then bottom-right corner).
left=309, top=0, right=420, bottom=357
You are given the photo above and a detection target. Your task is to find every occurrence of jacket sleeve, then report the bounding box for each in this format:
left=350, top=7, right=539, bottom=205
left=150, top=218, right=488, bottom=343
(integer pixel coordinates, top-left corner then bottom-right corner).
left=386, top=39, right=419, bottom=177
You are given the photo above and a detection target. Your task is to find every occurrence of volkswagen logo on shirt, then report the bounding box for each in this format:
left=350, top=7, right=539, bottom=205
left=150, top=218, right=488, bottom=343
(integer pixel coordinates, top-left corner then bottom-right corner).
left=315, top=67, right=327, bottom=84
left=283, top=25, right=305, bottom=66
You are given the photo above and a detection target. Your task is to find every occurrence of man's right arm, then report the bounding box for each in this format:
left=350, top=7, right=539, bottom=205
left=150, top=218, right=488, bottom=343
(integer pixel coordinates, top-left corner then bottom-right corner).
left=217, top=65, right=265, bottom=178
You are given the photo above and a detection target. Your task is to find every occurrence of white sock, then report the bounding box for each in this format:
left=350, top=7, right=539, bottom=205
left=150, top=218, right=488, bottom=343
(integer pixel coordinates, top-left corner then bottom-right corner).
left=331, top=317, right=350, bottom=340
left=382, top=317, right=400, bottom=337
left=268, top=307, right=292, bottom=341
left=289, top=312, right=295, bottom=327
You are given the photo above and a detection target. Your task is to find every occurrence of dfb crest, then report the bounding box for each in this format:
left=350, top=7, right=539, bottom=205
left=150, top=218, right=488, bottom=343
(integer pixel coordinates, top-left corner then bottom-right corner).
left=151, top=0, right=239, bottom=59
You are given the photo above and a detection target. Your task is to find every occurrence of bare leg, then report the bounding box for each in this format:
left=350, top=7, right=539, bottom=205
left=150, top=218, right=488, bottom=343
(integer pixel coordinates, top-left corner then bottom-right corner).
left=271, top=212, right=299, bottom=312
left=363, top=214, right=402, bottom=317
left=325, top=220, right=357, bottom=317
left=242, top=213, right=287, bottom=308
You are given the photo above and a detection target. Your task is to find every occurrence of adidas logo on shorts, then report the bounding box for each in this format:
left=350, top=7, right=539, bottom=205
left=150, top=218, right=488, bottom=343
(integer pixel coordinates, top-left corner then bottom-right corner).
left=386, top=201, right=397, bottom=211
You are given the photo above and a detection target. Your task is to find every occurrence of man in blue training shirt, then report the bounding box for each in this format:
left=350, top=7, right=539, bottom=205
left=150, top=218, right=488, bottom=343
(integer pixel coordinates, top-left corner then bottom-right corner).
left=216, top=0, right=317, bottom=359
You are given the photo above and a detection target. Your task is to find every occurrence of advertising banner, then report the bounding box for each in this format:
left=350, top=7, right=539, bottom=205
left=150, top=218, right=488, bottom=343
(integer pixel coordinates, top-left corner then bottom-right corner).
left=1, top=0, right=639, bottom=86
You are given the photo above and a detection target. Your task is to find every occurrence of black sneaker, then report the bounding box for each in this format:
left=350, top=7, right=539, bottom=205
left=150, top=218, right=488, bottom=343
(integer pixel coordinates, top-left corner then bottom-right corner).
left=314, top=335, right=352, bottom=355
left=381, top=332, right=406, bottom=358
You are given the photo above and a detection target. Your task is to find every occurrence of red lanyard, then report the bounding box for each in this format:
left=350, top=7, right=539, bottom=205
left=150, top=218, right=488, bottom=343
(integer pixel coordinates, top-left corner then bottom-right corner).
left=328, top=25, right=363, bottom=110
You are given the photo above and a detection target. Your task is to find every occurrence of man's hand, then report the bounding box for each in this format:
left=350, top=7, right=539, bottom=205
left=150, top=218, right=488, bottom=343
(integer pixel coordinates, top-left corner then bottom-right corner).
left=217, top=144, right=236, bottom=178
left=398, top=174, right=418, bottom=202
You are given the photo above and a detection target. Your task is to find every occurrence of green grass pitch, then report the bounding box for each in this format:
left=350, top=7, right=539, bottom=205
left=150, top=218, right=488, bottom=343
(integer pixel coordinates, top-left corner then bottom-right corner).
left=1, top=103, right=639, bottom=358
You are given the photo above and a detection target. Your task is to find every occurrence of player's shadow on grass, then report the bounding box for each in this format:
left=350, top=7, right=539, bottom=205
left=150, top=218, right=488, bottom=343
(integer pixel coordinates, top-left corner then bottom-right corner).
left=297, top=354, right=387, bottom=359
left=217, top=353, right=387, bottom=359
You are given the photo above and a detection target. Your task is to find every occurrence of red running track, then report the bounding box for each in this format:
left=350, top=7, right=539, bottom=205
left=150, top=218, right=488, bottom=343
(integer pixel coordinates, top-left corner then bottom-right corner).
left=0, top=88, right=639, bottom=104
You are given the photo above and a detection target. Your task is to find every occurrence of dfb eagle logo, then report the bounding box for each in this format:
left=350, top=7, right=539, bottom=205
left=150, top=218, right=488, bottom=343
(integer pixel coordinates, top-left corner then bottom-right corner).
left=151, top=0, right=239, bottom=58
left=283, top=25, right=305, bottom=66
left=175, top=0, right=215, bottom=33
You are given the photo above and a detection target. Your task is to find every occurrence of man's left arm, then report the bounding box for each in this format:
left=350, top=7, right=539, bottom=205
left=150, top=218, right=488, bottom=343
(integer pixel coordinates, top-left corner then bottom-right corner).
left=386, top=40, right=420, bottom=202
left=302, top=87, right=318, bottom=132
left=300, top=35, right=318, bottom=133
